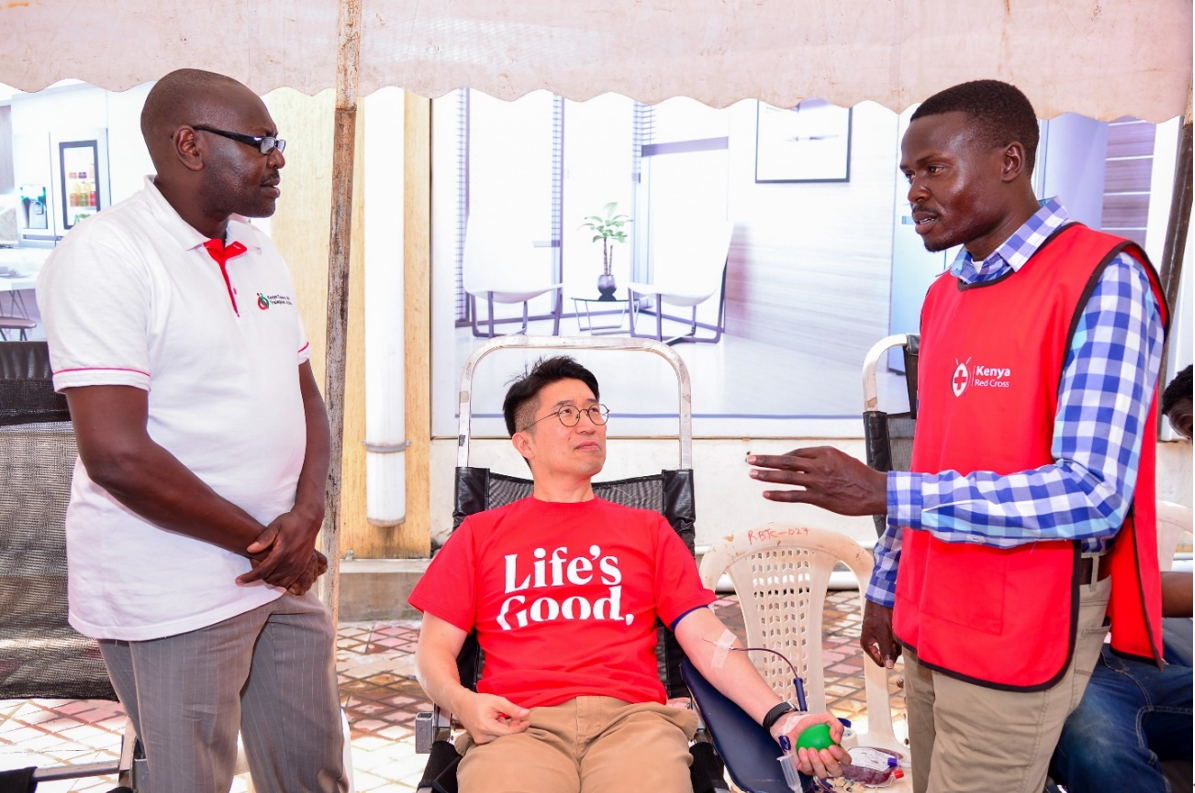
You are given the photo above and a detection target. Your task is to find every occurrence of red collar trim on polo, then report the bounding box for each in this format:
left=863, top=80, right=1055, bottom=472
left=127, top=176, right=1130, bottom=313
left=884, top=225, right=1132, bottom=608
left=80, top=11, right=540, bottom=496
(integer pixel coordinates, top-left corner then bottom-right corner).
left=203, top=239, right=248, bottom=316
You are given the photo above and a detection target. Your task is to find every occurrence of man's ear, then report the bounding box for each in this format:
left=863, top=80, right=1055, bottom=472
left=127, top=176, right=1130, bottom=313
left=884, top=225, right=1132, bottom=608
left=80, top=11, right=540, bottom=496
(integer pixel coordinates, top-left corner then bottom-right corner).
left=1000, top=141, right=1027, bottom=183
left=511, top=430, right=534, bottom=462
left=172, top=128, right=206, bottom=173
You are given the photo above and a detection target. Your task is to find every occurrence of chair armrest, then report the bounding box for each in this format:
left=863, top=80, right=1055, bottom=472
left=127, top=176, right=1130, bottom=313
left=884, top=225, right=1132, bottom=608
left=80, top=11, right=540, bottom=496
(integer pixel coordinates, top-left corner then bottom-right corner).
left=681, top=657, right=806, bottom=793
left=415, top=706, right=455, bottom=754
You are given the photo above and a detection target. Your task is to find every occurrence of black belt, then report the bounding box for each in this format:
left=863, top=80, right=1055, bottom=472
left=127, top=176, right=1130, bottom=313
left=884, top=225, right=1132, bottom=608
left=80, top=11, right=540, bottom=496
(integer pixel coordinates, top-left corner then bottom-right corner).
left=1079, top=554, right=1111, bottom=584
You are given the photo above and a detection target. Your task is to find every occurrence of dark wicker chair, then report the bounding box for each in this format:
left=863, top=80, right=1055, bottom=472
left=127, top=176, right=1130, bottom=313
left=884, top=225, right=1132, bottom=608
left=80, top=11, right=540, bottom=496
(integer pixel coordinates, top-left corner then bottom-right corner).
left=0, top=341, right=138, bottom=791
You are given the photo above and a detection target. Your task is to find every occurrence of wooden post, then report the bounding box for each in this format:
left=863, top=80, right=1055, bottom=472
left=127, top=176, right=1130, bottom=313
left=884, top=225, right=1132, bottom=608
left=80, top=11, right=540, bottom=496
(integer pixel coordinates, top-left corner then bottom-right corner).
left=404, top=94, right=433, bottom=558
left=318, top=0, right=363, bottom=620
left=1156, top=89, right=1192, bottom=423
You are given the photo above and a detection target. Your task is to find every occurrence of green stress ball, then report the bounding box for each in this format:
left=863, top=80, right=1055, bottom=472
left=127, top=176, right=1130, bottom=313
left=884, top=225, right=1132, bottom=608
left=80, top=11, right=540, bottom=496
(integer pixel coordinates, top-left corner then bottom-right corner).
left=795, top=723, right=837, bottom=751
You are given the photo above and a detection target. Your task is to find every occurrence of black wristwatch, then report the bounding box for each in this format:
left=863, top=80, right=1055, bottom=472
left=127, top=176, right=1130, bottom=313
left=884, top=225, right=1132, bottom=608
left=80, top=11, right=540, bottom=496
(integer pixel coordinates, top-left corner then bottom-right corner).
left=762, top=701, right=797, bottom=732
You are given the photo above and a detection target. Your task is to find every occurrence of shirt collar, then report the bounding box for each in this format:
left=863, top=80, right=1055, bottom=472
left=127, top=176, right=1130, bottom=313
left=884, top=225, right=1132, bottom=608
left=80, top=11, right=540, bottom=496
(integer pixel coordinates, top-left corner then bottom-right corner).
left=949, top=197, right=1070, bottom=283
left=141, top=175, right=263, bottom=254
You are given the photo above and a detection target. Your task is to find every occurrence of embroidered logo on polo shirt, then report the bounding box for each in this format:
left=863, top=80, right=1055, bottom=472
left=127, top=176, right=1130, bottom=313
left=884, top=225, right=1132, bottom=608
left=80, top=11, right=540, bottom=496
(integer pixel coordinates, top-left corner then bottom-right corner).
left=256, top=293, right=295, bottom=310
left=953, top=358, right=1011, bottom=397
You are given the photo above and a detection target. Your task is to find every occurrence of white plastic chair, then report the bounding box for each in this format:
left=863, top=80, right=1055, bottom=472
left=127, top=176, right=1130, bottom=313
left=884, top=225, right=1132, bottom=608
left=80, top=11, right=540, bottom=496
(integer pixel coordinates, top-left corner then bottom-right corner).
left=462, top=214, right=562, bottom=337
left=1156, top=500, right=1193, bottom=571
left=629, top=220, right=734, bottom=344
left=699, top=523, right=910, bottom=787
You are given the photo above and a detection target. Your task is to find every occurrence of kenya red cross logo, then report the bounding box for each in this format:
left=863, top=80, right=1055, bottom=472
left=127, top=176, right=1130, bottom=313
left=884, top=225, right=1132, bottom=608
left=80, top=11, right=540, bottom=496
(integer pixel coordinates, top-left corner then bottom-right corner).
left=952, top=360, right=970, bottom=397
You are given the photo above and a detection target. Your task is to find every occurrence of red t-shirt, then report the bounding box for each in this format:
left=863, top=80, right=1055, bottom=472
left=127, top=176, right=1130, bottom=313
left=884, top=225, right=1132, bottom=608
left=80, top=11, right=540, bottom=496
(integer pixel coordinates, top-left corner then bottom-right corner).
left=408, top=497, right=715, bottom=708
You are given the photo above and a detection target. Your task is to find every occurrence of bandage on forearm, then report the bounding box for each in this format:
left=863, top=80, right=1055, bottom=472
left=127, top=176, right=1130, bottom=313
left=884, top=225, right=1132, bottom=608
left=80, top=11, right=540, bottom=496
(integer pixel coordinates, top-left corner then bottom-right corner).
left=710, top=629, right=737, bottom=668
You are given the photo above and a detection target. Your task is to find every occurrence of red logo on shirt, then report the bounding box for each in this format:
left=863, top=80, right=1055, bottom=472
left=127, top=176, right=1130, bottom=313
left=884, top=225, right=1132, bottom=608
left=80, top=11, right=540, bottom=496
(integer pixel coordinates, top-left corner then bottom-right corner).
left=257, top=293, right=270, bottom=310
left=953, top=358, right=1012, bottom=397
left=952, top=360, right=970, bottom=397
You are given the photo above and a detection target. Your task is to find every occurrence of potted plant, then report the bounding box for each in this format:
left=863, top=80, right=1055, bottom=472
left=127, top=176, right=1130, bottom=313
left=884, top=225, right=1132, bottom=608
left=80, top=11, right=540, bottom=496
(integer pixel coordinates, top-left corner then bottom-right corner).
left=579, top=201, right=631, bottom=300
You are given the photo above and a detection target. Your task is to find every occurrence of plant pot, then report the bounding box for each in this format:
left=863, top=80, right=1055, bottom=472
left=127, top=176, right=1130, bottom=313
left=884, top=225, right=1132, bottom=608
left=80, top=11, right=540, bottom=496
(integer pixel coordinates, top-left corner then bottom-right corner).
left=597, top=273, right=617, bottom=300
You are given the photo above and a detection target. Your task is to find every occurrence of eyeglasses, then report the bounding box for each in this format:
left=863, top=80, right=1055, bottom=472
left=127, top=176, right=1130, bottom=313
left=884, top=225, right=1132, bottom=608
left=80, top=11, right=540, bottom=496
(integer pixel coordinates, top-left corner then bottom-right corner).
left=521, top=404, right=610, bottom=431
left=190, top=125, right=286, bottom=155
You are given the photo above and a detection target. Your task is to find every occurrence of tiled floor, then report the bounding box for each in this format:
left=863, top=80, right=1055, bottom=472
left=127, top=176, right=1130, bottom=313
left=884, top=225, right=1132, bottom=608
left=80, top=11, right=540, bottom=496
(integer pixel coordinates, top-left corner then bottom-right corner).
left=0, top=592, right=905, bottom=792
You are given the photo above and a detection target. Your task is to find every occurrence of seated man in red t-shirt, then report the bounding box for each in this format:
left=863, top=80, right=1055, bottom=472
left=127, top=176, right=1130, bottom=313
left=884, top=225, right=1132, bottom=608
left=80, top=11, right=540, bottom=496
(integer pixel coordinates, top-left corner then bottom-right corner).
left=410, top=356, right=849, bottom=792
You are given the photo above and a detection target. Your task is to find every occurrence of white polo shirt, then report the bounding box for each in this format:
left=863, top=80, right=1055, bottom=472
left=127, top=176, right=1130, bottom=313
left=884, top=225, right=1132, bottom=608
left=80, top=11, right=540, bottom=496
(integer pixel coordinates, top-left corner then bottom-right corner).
left=37, top=176, right=312, bottom=641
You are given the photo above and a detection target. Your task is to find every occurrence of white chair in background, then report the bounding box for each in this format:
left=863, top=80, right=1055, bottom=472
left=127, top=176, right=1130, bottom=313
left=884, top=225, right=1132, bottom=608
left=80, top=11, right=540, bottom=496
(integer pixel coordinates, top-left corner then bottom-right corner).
left=462, top=214, right=562, bottom=338
left=699, top=523, right=911, bottom=790
left=629, top=220, right=734, bottom=344
left=1156, top=500, right=1192, bottom=571
left=0, top=195, right=18, bottom=247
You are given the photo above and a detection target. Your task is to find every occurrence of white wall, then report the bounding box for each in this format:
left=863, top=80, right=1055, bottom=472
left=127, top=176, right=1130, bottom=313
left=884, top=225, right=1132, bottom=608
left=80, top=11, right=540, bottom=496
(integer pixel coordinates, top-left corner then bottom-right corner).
left=1037, top=113, right=1108, bottom=229
left=563, top=94, right=634, bottom=297
left=430, top=436, right=882, bottom=547
left=723, top=100, right=899, bottom=364
left=105, top=83, right=153, bottom=202
left=430, top=436, right=1194, bottom=548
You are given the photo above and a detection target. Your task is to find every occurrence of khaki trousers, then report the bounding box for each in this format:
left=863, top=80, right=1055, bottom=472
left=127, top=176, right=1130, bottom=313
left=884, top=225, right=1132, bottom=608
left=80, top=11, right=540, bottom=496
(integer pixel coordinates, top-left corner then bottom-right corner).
left=456, top=696, right=698, bottom=793
left=903, top=575, right=1112, bottom=793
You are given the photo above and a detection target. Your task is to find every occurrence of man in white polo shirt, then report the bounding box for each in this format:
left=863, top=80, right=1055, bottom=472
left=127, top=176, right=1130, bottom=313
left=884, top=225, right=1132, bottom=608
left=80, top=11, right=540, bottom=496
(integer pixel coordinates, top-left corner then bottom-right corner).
left=36, top=69, right=346, bottom=793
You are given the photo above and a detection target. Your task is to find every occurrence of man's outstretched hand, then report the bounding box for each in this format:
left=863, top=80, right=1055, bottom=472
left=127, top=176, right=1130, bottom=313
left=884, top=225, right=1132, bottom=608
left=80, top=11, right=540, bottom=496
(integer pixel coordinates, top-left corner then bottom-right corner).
left=748, top=447, right=887, bottom=516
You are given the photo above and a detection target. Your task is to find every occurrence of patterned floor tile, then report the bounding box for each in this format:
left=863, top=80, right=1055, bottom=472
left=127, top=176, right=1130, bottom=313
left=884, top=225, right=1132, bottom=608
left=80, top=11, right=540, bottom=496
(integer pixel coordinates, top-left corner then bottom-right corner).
left=2, top=593, right=904, bottom=789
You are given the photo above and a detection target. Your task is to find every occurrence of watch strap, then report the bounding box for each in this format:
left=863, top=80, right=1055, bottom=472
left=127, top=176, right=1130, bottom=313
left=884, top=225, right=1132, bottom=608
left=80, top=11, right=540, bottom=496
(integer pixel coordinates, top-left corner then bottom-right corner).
left=762, top=701, right=797, bottom=733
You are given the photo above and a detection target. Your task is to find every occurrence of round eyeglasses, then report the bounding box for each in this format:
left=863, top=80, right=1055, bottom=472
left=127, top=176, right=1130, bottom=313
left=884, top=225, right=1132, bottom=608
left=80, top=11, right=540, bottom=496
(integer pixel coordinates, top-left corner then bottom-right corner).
left=521, top=404, right=610, bottom=431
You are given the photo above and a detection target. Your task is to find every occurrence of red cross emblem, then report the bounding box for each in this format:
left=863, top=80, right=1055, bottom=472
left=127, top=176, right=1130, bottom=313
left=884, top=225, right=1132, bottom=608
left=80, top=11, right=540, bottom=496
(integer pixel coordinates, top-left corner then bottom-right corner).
left=952, top=361, right=969, bottom=397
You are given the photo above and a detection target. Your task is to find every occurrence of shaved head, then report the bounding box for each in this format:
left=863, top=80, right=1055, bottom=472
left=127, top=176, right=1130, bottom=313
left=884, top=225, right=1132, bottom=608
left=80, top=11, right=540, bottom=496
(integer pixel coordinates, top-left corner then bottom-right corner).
left=141, top=69, right=261, bottom=170
left=140, top=68, right=285, bottom=238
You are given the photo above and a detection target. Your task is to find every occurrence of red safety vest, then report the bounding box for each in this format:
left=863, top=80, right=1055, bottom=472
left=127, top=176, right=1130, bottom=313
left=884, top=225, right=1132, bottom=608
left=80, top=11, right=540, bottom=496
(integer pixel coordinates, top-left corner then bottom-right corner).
left=893, top=223, right=1168, bottom=690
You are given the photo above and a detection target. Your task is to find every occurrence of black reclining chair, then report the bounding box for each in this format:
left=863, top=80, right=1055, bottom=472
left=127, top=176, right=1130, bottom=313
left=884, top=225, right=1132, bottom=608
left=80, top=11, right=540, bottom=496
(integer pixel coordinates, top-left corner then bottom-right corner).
left=0, top=341, right=140, bottom=792
left=861, top=334, right=919, bottom=539
left=414, top=336, right=787, bottom=793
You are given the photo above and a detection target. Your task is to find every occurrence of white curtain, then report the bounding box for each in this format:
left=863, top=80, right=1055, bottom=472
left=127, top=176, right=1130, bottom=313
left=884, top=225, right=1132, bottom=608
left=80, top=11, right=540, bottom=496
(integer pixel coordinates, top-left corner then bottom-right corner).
left=4, top=0, right=1190, bottom=121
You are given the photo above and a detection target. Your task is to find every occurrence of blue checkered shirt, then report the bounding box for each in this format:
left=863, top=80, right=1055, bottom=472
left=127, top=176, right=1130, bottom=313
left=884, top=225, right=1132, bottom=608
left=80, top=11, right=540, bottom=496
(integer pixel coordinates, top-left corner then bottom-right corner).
left=868, top=198, right=1165, bottom=607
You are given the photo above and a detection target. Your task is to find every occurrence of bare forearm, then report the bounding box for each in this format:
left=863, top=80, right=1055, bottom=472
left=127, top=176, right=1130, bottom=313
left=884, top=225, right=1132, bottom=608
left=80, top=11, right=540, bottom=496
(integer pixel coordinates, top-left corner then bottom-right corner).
left=294, top=362, right=330, bottom=519
left=65, top=384, right=266, bottom=557
left=415, top=643, right=473, bottom=714
left=1162, top=572, right=1193, bottom=618
left=676, top=609, right=783, bottom=725
left=86, top=439, right=264, bottom=556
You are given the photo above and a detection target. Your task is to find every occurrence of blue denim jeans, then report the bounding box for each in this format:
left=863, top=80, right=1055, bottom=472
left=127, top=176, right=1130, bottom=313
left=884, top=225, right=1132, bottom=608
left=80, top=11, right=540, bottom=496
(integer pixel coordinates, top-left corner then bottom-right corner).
left=1049, top=619, right=1193, bottom=792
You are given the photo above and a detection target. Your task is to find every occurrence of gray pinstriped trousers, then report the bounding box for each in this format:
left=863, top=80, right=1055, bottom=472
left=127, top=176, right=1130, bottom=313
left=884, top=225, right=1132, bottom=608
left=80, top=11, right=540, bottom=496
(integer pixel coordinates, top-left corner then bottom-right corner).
left=99, top=590, right=348, bottom=793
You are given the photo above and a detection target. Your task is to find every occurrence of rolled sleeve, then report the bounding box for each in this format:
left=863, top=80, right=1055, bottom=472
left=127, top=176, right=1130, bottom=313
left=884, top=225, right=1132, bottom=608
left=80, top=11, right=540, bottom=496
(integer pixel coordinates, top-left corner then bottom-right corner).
left=867, top=521, right=902, bottom=608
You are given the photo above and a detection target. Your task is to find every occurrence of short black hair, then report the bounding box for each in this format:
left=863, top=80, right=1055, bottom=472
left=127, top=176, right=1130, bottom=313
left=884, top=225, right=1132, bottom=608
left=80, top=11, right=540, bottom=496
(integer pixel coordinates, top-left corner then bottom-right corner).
left=502, top=356, right=600, bottom=436
left=1162, top=365, right=1192, bottom=416
left=911, top=80, right=1040, bottom=174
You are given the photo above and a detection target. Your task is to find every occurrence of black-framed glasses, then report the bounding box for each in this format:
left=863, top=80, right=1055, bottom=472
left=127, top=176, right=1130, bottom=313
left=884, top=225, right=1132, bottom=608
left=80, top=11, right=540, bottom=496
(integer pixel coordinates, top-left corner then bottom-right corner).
left=190, top=125, right=286, bottom=155
left=521, top=404, right=610, bottom=431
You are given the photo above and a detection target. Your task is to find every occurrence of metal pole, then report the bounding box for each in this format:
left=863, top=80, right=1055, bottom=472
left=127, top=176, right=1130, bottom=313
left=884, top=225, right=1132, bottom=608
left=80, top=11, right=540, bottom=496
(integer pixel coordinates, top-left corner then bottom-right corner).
left=318, top=0, right=362, bottom=622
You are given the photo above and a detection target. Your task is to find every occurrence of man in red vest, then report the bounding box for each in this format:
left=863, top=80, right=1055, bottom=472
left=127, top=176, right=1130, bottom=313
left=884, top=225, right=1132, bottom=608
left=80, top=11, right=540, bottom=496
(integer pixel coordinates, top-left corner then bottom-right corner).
left=746, top=80, right=1168, bottom=793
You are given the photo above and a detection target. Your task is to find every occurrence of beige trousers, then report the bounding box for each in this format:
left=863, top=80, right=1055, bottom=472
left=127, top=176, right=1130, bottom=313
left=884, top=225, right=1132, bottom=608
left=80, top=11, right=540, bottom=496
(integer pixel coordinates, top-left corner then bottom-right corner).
left=903, top=575, right=1112, bottom=793
left=456, top=696, right=698, bottom=793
